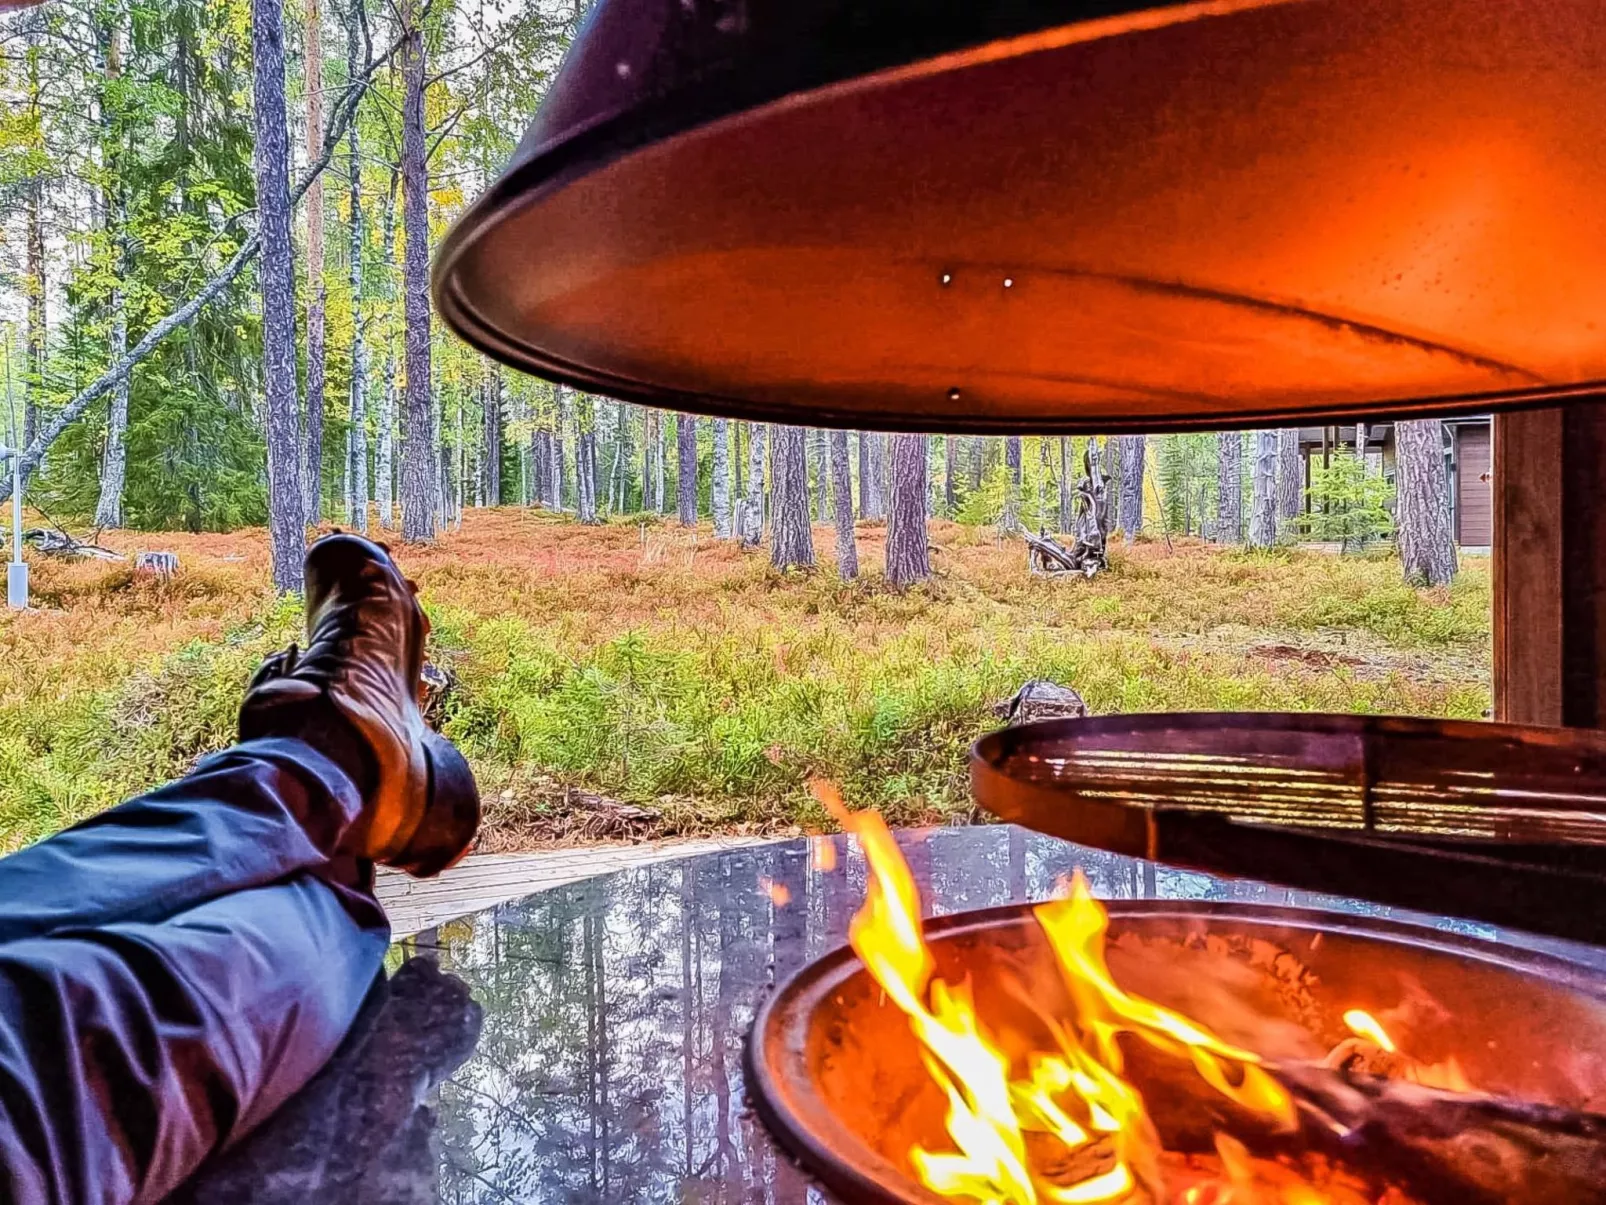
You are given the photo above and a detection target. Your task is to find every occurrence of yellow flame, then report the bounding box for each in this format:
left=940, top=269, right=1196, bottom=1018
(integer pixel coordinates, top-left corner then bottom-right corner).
left=1341, top=1010, right=1395, bottom=1053
left=813, top=781, right=1306, bottom=1205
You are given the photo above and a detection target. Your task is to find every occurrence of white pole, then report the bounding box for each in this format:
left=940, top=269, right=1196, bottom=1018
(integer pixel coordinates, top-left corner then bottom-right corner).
left=3, top=337, right=26, bottom=609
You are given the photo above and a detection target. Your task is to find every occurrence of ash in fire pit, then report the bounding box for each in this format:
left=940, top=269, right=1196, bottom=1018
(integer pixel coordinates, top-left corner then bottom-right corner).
left=747, top=792, right=1606, bottom=1205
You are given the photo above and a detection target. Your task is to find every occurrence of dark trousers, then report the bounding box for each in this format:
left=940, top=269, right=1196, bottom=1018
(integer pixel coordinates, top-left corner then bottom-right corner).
left=0, top=739, right=390, bottom=1205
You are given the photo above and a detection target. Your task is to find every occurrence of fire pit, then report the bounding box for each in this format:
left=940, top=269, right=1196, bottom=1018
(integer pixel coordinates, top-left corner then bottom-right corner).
left=747, top=803, right=1606, bottom=1205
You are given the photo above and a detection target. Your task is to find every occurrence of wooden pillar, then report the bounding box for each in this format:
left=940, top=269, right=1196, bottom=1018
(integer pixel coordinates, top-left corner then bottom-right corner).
left=1493, top=404, right=1606, bottom=727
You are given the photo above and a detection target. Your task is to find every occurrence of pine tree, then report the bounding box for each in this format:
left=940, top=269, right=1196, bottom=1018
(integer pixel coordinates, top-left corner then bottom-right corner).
left=886, top=434, right=930, bottom=586
left=302, top=0, right=327, bottom=523
left=830, top=429, right=857, bottom=580
left=677, top=412, right=697, bottom=525
left=251, top=0, right=306, bottom=588
left=1216, top=431, right=1242, bottom=543
left=1247, top=430, right=1278, bottom=548
left=1395, top=419, right=1458, bottom=585
left=770, top=426, right=813, bottom=570
left=398, top=0, right=434, bottom=542
left=1118, top=434, right=1145, bottom=542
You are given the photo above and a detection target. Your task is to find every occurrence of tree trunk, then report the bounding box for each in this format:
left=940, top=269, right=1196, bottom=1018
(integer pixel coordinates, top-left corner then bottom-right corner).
left=375, top=174, right=398, bottom=528
left=812, top=428, right=829, bottom=520
left=1058, top=437, right=1075, bottom=534
left=1247, top=430, right=1279, bottom=547
left=969, top=435, right=985, bottom=492
left=1216, top=431, right=1242, bottom=543
left=711, top=417, right=732, bottom=538
left=1277, top=427, right=1303, bottom=537
left=251, top=0, right=306, bottom=589
left=677, top=412, right=698, bottom=525
left=302, top=0, right=326, bottom=523
left=1396, top=418, right=1458, bottom=586
left=484, top=373, right=501, bottom=506
left=886, top=434, right=931, bottom=586
left=344, top=1, right=368, bottom=532
left=397, top=0, right=433, bottom=542
left=1002, top=435, right=1024, bottom=531
left=858, top=432, right=886, bottom=519
left=553, top=390, right=569, bottom=511
left=944, top=435, right=958, bottom=516
left=1118, top=434, right=1145, bottom=542
left=24, top=178, right=45, bottom=451
left=93, top=14, right=129, bottom=530
left=746, top=422, right=767, bottom=531
left=830, top=429, right=857, bottom=580
left=769, top=426, right=814, bottom=569
left=652, top=409, right=666, bottom=512
left=22, top=17, right=44, bottom=450
left=577, top=399, right=599, bottom=525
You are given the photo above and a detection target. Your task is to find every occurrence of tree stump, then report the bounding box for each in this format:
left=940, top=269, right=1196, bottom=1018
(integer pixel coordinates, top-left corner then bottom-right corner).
left=991, top=679, right=1089, bottom=725
left=420, top=661, right=456, bottom=731
left=134, top=551, right=180, bottom=580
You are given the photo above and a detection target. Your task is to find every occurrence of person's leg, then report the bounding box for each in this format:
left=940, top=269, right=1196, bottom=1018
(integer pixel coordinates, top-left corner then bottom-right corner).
left=0, top=873, right=388, bottom=1205
left=0, top=737, right=366, bottom=945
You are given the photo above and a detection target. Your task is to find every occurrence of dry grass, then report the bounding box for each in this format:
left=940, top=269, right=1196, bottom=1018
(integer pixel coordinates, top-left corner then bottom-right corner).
left=0, top=510, right=1489, bottom=852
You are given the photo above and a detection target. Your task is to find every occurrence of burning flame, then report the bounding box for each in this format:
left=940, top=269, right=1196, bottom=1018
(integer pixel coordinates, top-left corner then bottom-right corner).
left=1341, top=1011, right=1395, bottom=1053
left=1337, top=1010, right=1472, bottom=1094
left=811, top=783, right=1308, bottom=1205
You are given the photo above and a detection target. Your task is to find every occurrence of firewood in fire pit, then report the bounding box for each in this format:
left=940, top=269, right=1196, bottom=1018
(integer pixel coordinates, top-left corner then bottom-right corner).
left=1273, top=1061, right=1606, bottom=1205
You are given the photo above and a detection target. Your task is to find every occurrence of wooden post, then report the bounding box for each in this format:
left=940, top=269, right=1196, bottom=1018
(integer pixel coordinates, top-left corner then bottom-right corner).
left=1493, top=404, right=1606, bottom=727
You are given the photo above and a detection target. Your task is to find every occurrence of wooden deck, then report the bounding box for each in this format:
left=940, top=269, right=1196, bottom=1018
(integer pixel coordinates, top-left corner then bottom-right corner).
left=374, top=835, right=780, bottom=938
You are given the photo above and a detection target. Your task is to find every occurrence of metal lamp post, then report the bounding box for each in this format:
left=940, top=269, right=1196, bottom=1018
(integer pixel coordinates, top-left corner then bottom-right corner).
left=0, top=446, right=23, bottom=610
left=0, top=336, right=25, bottom=610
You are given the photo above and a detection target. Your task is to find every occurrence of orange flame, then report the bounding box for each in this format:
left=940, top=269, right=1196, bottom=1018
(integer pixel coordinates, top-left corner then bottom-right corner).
left=1340, top=1010, right=1473, bottom=1094
left=811, top=781, right=1309, bottom=1205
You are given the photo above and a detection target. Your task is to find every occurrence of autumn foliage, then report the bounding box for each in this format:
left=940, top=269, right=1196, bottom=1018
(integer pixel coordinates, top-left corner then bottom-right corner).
left=0, top=511, right=1489, bottom=854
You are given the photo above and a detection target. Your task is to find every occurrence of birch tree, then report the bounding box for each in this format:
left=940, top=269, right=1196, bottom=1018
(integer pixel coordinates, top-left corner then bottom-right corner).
left=1247, top=430, right=1279, bottom=548
left=711, top=417, right=732, bottom=538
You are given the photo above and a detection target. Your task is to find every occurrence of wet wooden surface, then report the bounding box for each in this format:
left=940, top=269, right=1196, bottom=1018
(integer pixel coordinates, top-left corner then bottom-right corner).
left=374, top=836, right=781, bottom=937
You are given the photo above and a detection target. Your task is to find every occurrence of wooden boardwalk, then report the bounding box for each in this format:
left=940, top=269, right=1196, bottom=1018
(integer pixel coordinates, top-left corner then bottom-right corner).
left=375, top=835, right=780, bottom=938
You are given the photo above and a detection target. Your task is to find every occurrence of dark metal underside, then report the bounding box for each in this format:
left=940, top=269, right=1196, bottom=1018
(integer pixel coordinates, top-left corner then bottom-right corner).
left=436, top=0, right=1606, bottom=432
left=971, top=713, right=1606, bottom=945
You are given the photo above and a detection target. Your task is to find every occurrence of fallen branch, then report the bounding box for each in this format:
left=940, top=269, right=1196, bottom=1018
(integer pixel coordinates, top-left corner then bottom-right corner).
left=0, top=31, right=405, bottom=503
left=24, top=529, right=122, bottom=561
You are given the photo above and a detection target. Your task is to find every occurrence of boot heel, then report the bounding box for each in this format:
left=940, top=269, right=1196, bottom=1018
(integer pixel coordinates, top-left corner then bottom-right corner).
left=393, top=731, right=482, bottom=879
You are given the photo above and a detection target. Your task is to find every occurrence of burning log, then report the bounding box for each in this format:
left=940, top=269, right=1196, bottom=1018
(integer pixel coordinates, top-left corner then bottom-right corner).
left=1273, top=1061, right=1606, bottom=1205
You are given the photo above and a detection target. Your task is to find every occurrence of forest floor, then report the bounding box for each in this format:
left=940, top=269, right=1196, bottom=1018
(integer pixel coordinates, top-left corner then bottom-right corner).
left=0, top=509, right=1490, bottom=854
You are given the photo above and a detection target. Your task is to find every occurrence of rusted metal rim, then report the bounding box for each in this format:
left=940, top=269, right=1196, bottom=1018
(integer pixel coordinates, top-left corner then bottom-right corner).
left=744, top=899, right=1606, bottom=1204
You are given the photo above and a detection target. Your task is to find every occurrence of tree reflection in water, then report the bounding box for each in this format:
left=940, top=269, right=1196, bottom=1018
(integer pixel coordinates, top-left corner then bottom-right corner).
left=421, top=826, right=1376, bottom=1204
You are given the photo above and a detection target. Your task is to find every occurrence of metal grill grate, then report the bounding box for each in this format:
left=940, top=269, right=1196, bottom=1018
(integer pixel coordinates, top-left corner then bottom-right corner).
left=972, top=714, right=1606, bottom=945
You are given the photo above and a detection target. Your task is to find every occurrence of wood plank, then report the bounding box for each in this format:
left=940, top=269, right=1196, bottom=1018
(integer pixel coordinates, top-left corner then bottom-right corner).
left=376, top=836, right=783, bottom=938
left=1494, top=409, right=1564, bottom=725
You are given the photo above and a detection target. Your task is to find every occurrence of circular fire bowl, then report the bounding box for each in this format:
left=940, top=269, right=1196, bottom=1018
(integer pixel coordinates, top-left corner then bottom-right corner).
left=745, top=901, right=1606, bottom=1204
